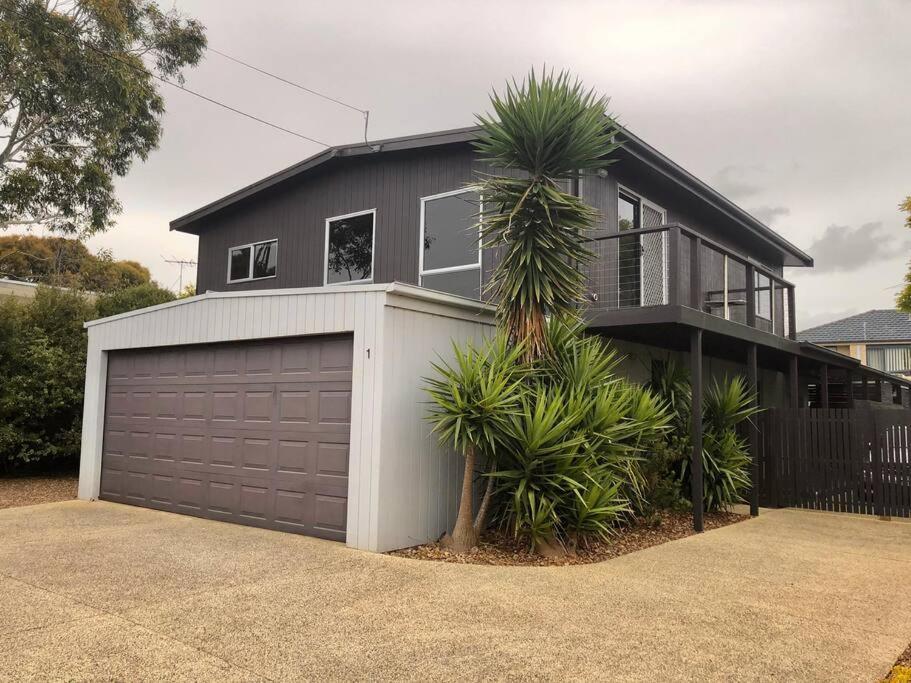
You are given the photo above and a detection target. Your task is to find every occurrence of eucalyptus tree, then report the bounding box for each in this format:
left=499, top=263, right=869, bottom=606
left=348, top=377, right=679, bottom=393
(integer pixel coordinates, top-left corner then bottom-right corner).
left=474, top=69, right=620, bottom=360
left=1, top=0, right=206, bottom=235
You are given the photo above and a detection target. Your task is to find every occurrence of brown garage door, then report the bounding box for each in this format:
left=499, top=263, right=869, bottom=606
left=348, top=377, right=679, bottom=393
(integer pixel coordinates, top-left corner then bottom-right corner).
left=99, top=334, right=353, bottom=541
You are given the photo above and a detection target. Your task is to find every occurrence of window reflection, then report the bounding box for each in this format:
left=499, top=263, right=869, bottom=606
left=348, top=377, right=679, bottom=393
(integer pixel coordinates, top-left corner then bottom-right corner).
left=327, top=212, right=374, bottom=284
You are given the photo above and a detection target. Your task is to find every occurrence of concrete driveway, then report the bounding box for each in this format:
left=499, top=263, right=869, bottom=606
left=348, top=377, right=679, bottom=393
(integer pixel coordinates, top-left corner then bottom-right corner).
left=1, top=502, right=909, bottom=682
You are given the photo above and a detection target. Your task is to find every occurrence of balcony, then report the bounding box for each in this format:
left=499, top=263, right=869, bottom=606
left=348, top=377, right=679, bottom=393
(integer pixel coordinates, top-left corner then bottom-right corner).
left=582, top=223, right=797, bottom=342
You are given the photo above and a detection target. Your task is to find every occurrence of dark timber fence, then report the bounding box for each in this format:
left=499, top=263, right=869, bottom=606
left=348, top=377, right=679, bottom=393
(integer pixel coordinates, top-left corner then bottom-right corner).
left=756, top=407, right=911, bottom=518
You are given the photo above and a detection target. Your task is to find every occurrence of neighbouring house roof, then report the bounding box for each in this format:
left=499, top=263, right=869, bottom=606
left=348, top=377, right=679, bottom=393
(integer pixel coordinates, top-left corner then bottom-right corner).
left=799, top=309, right=911, bottom=344
left=169, top=124, right=813, bottom=267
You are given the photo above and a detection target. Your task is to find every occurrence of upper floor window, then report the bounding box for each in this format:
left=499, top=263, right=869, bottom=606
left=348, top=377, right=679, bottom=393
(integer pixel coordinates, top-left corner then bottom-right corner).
left=419, top=189, right=481, bottom=299
left=618, top=187, right=665, bottom=231
left=867, top=345, right=911, bottom=374
left=618, top=191, right=640, bottom=231
left=227, top=239, right=277, bottom=283
left=325, top=209, right=375, bottom=285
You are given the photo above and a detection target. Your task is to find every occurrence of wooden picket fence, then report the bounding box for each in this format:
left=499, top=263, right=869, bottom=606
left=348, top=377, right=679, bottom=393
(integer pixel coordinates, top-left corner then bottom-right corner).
left=756, top=407, right=911, bottom=518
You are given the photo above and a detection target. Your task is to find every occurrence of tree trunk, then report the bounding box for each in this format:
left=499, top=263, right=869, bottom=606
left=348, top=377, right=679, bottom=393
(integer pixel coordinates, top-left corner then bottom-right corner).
left=447, top=445, right=479, bottom=553
left=534, top=535, right=565, bottom=558
left=473, top=459, right=496, bottom=534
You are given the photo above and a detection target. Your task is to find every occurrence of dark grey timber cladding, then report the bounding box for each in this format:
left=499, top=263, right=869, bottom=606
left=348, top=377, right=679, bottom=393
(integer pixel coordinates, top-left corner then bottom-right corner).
left=99, top=334, right=353, bottom=541
left=192, top=137, right=795, bottom=295
left=194, top=145, right=480, bottom=293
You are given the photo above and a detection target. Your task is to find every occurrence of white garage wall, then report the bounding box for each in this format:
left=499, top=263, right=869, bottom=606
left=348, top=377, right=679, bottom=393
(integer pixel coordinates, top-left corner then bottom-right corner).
left=77, top=283, right=494, bottom=553
left=374, top=294, right=494, bottom=551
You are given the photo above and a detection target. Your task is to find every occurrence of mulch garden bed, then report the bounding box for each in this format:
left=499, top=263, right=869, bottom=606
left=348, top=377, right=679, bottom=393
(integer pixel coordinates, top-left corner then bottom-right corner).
left=883, top=643, right=911, bottom=683
left=0, top=475, right=78, bottom=509
left=390, top=510, right=747, bottom=566
left=897, top=643, right=911, bottom=668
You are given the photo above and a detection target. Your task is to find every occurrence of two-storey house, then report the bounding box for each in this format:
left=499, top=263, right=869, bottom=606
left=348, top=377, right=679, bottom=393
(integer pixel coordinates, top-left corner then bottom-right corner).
left=76, top=124, right=911, bottom=551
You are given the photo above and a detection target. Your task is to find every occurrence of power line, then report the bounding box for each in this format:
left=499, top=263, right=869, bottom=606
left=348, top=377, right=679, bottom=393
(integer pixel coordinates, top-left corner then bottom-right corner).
left=3, top=4, right=332, bottom=147
left=205, top=46, right=373, bottom=147
left=206, top=47, right=366, bottom=114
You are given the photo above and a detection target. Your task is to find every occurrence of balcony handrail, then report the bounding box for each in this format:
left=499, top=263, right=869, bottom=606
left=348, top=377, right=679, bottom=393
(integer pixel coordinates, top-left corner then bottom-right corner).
left=586, top=222, right=794, bottom=289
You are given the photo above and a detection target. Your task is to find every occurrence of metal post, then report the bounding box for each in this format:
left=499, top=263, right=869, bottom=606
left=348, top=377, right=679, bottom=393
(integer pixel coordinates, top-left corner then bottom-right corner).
left=875, top=377, right=882, bottom=403
left=690, top=328, right=704, bottom=532
left=847, top=370, right=855, bottom=408
left=820, top=364, right=829, bottom=409
left=747, top=343, right=759, bottom=517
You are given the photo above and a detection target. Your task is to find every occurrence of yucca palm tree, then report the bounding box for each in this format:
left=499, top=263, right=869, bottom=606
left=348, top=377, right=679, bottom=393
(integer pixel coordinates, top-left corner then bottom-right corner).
left=424, top=334, right=527, bottom=552
left=474, top=69, right=621, bottom=360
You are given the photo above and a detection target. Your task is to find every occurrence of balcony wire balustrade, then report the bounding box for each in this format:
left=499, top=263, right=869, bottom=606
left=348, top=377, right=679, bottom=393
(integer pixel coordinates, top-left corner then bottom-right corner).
left=580, top=223, right=797, bottom=340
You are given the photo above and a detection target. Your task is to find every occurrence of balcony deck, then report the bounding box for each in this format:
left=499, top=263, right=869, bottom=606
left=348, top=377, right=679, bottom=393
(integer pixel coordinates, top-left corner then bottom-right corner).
left=580, top=223, right=798, bottom=355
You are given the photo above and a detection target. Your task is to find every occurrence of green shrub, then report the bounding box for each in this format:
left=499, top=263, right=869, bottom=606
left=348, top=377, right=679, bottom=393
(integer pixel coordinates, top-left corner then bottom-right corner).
left=0, top=288, right=94, bottom=472
left=492, top=323, right=669, bottom=551
left=647, top=359, right=759, bottom=512
left=95, top=282, right=175, bottom=318
left=636, top=437, right=690, bottom=516
left=683, top=376, right=758, bottom=511
left=427, top=319, right=670, bottom=554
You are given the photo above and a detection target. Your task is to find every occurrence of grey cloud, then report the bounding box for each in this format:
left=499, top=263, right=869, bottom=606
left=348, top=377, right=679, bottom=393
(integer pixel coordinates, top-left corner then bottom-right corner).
left=806, top=222, right=906, bottom=273
left=749, top=205, right=790, bottom=225
left=711, top=165, right=766, bottom=200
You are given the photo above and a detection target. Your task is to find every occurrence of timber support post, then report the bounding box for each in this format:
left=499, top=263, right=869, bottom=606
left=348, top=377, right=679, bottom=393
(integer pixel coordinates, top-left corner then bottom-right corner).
left=690, top=328, right=704, bottom=532
left=747, top=342, right=759, bottom=517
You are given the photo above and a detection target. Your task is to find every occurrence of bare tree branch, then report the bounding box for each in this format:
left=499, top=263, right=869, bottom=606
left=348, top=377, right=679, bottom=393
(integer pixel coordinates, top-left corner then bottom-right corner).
left=7, top=116, right=57, bottom=158
left=0, top=107, right=24, bottom=165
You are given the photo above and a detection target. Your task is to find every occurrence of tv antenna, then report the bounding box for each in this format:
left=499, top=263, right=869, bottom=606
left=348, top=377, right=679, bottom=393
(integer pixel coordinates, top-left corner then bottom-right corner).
left=163, top=256, right=197, bottom=292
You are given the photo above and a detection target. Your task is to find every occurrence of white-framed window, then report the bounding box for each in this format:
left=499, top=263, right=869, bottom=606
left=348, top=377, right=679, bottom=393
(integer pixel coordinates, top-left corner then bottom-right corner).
left=324, top=209, right=376, bottom=285
left=419, top=188, right=481, bottom=299
left=227, top=239, right=278, bottom=283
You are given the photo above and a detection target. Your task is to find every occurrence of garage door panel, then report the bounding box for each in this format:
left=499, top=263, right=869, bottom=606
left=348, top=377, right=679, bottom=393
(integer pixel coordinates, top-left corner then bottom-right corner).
left=318, top=390, right=352, bottom=427
left=207, top=479, right=239, bottom=517
left=184, top=348, right=209, bottom=378
left=211, top=389, right=240, bottom=423
left=101, top=335, right=352, bottom=541
left=152, top=432, right=179, bottom=462
left=239, top=483, right=270, bottom=521
left=182, top=390, right=209, bottom=421
left=274, top=489, right=312, bottom=530
left=149, top=473, right=175, bottom=505
left=317, top=442, right=349, bottom=479
left=319, top=337, right=354, bottom=374
left=279, top=341, right=316, bottom=377
left=313, top=495, right=347, bottom=536
left=213, top=346, right=242, bottom=378
left=243, top=345, right=274, bottom=377
left=123, top=470, right=152, bottom=502
left=176, top=476, right=205, bottom=511
left=99, top=467, right=124, bottom=500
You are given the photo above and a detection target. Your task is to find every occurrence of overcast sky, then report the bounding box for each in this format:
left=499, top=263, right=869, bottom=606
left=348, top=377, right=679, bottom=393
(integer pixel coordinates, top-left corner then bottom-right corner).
left=75, top=0, right=910, bottom=329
